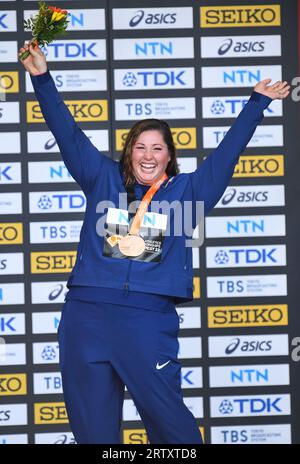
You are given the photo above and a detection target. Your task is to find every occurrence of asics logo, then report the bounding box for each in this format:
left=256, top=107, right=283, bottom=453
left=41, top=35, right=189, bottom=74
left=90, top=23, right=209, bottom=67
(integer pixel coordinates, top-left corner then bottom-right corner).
left=156, top=360, right=171, bottom=370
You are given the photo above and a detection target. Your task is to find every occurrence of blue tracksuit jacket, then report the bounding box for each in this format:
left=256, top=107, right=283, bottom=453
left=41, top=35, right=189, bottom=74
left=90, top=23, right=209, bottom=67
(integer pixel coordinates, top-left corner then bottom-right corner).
left=30, top=69, right=272, bottom=304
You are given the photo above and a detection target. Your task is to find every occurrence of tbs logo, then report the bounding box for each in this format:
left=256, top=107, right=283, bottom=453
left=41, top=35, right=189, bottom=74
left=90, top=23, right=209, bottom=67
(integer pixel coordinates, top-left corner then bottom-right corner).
left=220, top=429, right=249, bottom=443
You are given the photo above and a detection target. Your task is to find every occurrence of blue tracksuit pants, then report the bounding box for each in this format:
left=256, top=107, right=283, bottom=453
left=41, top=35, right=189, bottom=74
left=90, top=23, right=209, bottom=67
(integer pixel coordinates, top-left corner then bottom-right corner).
left=57, top=295, right=203, bottom=444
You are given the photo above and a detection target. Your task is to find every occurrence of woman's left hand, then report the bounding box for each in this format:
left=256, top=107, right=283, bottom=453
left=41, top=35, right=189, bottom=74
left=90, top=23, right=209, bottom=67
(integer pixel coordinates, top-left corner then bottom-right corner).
left=254, top=78, right=290, bottom=100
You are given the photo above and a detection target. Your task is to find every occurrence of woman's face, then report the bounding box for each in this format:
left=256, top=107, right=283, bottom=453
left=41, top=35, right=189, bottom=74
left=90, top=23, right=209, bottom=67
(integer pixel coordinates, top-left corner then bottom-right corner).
left=131, top=130, right=171, bottom=186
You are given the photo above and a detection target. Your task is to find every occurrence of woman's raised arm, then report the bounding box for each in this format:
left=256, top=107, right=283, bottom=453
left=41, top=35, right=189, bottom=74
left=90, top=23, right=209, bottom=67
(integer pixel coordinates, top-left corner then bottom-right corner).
left=189, top=79, right=290, bottom=216
left=19, top=42, right=115, bottom=194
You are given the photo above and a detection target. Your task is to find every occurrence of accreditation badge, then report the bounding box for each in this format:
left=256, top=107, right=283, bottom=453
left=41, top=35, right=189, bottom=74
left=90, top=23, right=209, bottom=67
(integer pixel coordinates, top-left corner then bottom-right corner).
left=102, top=207, right=168, bottom=262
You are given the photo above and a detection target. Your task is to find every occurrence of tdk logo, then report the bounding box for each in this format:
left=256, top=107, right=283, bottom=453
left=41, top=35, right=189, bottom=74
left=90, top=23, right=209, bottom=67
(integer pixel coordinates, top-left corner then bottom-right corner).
left=37, top=194, right=85, bottom=210
left=219, top=397, right=283, bottom=415
left=0, top=316, right=16, bottom=333
left=219, top=400, right=234, bottom=414
left=122, top=70, right=186, bottom=87
left=223, top=69, right=261, bottom=84
left=129, top=10, right=177, bottom=27
left=123, top=72, right=138, bottom=87
left=214, top=248, right=277, bottom=265
left=214, top=250, right=230, bottom=265
left=218, top=38, right=265, bottom=56
left=43, top=42, right=98, bottom=58
left=210, top=99, right=273, bottom=116
left=135, top=41, right=173, bottom=57
left=0, top=14, right=8, bottom=29
left=38, top=195, right=52, bottom=210
left=41, top=345, right=57, bottom=361
left=181, top=370, right=194, bottom=386
left=210, top=100, right=226, bottom=115
left=0, top=166, right=12, bottom=181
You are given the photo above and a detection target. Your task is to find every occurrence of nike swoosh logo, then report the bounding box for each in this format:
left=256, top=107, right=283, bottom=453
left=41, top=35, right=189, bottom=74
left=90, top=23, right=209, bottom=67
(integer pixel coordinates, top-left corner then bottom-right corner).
left=156, top=360, right=171, bottom=370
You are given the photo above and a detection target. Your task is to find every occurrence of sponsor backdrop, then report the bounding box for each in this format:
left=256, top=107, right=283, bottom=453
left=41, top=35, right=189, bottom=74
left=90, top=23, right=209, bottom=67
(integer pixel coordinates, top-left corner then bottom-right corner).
left=0, top=0, right=299, bottom=445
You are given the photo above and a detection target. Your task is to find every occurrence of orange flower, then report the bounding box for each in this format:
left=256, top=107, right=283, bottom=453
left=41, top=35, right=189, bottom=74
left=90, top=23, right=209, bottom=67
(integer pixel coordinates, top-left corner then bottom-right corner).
left=48, top=5, right=68, bottom=22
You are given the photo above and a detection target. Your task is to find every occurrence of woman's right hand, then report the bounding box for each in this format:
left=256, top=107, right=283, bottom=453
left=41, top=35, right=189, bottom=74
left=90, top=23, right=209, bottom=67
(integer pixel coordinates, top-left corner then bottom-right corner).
left=18, top=41, right=48, bottom=76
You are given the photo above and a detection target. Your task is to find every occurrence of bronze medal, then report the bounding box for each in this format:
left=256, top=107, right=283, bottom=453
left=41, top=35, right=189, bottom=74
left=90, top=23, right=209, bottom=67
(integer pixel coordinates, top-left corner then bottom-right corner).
left=118, top=234, right=146, bottom=257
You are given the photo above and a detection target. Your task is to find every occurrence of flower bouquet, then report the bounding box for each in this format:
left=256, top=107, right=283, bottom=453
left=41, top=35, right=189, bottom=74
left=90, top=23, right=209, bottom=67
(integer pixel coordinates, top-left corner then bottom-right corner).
left=19, top=1, right=69, bottom=61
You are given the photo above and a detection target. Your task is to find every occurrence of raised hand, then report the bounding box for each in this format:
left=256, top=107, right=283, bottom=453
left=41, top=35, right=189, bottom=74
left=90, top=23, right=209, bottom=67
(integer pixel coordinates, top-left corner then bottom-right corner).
left=254, top=78, right=290, bottom=100
left=18, top=41, right=48, bottom=76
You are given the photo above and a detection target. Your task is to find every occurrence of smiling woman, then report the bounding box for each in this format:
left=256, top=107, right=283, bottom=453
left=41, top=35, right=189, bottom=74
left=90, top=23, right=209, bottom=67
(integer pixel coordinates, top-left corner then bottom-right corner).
left=120, top=118, right=179, bottom=187
left=18, top=40, right=290, bottom=445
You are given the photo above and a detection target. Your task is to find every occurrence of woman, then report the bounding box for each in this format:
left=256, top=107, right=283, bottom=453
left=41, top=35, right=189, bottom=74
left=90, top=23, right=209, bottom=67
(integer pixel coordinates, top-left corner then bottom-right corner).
left=19, top=42, right=290, bottom=444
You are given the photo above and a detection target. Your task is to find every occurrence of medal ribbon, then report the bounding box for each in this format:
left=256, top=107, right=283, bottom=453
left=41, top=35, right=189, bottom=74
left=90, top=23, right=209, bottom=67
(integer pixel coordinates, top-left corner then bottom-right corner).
left=128, top=172, right=168, bottom=236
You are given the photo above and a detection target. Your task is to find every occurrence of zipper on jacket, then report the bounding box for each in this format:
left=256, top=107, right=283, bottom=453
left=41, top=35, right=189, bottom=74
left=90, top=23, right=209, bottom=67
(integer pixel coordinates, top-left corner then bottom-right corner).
left=124, top=260, right=133, bottom=295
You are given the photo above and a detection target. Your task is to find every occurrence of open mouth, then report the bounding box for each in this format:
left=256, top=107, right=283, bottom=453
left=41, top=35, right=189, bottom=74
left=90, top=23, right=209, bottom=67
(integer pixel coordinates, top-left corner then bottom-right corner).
left=140, top=163, right=157, bottom=173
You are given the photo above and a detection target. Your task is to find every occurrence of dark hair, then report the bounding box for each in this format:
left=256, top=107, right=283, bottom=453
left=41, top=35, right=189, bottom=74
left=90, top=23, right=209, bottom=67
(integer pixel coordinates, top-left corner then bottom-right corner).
left=119, top=119, right=180, bottom=186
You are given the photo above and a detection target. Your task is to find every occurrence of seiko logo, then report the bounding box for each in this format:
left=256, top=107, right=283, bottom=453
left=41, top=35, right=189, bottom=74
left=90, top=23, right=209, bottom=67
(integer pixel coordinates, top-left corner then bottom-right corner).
left=234, top=157, right=283, bottom=175
left=212, top=307, right=285, bottom=325
left=0, top=74, right=14, bottom=91
left=29, top=102, right=105, bottom=121
left=0, top=376, right=24, bottom=393
left=35, top=405, right=67, bottom=423
left=32, top=254, right=76, bottom=272
left=0, top=225, right=20, bottom=242
left=203, top=7, right=279, bottom=25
